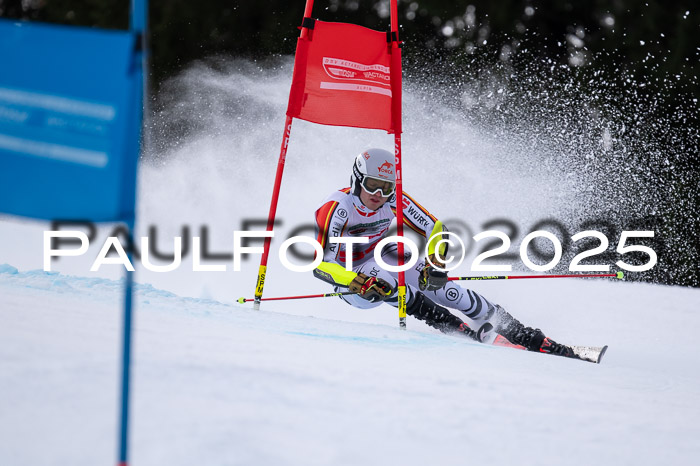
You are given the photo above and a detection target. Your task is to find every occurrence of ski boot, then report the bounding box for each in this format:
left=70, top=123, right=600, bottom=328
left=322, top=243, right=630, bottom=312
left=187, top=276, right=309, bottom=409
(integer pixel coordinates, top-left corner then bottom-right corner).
left=493, top=306, right=577, bottom=358
left=407, top=292, right=478, bottom=340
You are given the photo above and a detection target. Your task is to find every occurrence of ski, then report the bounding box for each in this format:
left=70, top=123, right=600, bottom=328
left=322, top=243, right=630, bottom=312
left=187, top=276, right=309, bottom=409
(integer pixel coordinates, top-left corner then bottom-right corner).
left=492, top=335, right=608, bottom=364
left=568, top=345, right=608, bottom=364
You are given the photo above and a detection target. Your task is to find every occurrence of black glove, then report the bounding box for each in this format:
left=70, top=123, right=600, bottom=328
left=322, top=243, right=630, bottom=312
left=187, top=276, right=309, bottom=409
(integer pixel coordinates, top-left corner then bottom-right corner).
left=419, top=255, right=448, bottom=291
left=349, top=273, right=393, bottom=302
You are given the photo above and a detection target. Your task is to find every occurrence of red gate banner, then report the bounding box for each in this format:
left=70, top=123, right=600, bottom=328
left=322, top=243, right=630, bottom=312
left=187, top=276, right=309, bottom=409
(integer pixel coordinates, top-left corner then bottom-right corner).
left=286, top=20, right=396, bottom=133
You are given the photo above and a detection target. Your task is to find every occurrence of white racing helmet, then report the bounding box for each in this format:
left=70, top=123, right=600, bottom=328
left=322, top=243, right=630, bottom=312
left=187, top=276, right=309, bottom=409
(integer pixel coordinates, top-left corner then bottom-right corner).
left=350, top=148, right=396, bottom=197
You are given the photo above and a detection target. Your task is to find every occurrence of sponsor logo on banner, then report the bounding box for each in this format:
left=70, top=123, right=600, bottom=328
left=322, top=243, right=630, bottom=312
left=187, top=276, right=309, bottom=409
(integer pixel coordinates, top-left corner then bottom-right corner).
left=321, top=57, right=392, bottom=97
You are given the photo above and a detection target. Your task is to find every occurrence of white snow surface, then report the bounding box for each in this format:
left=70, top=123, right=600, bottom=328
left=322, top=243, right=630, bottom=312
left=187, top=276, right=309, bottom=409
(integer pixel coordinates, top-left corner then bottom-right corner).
left=1, top=59, right=699, bottom=465
left=1, top=265, right=699, bottom=465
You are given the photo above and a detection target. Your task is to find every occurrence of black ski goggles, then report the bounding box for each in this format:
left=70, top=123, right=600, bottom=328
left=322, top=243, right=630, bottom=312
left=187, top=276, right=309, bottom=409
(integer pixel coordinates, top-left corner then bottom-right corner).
left=361, top=176, right=396, bottom=197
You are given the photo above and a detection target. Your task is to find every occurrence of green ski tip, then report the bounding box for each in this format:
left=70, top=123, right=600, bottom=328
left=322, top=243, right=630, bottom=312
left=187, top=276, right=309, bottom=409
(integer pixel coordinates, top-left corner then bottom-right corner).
left=616, top=271, right=624, bottom=280
left=237, top=297, right=246, bottom=304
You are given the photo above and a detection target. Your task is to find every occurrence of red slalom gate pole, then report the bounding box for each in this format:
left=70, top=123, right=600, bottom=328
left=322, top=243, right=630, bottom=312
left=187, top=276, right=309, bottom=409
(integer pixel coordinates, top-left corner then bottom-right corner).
left=238, top=291, right=354, bottom=304
left=389, top=0, right=406, bottom=329
left=253, top=115, right=293, bottom=310
left=253, top=0, right=315, bottom=311
left=448, top=271, right=624, bottom=281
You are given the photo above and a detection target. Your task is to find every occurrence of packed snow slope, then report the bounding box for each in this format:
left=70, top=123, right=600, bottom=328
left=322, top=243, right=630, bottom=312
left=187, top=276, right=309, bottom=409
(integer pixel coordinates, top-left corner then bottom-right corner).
left=1, top=265, right=699, bottom=466
left=1, top=58, right=698, bottom=465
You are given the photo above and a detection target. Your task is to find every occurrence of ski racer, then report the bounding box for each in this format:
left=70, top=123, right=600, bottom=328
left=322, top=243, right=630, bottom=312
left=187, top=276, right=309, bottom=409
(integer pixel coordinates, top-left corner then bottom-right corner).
left=313, top=148, right=598, bottom=362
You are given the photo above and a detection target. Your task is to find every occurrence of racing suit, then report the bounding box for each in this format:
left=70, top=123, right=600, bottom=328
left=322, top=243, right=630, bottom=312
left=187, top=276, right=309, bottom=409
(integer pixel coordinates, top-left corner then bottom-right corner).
left=312, top=187, right=500, bottom=339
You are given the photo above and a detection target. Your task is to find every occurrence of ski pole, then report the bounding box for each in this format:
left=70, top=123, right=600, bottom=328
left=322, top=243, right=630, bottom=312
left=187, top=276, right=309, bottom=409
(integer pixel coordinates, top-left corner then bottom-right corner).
left=448, top=271, right=624, bottom=281
left=237, top=291, right=355, bottom=304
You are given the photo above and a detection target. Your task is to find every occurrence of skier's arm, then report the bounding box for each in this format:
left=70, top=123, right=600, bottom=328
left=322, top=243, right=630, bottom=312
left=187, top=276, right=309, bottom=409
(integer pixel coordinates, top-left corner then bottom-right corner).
left=426, top=220, right=449, bottom=260
left=312, top=199, right=355, bottom=287
left=419, top=220, right=450, bottom=291
left=395, top=192, right=451, bottom=290
left=394, top=192, right=448, bottom=257
left=312, top=199, right=391, bottom=301
left=313, top=262, right=392, bottom=302
left=395, top=192, right=440, bottom=239
left=313, top=261, right=356, bottom=287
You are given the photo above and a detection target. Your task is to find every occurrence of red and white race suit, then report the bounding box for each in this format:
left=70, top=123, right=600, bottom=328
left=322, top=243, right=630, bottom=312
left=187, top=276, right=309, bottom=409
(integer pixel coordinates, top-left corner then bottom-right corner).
left=313, top=188, right=500, bottom=336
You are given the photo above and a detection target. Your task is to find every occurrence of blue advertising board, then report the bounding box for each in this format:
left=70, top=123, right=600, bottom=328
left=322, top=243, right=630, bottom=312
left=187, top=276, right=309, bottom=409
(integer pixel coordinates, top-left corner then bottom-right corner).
left=0, top=7, right=147, bottom=464
left=0, top=19, right=143, bottom=222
